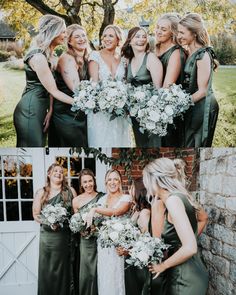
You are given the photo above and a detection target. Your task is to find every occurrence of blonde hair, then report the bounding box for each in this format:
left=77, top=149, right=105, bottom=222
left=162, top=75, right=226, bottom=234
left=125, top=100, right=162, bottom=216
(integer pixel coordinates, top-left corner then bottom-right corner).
left=101, top=25, right=123, bottom=48
left=30, top=14, right=65, bottom=62
left=105, top=169, right=123, bottom=194
left=179, top=13, right=210, bottom=47
left=143, top=158, right=199, bottom=210
left=173, top=158, right=189, bottom=188
left=66, top=24, right=89, bottom=70
left=156, top=13, right=181, bottom=45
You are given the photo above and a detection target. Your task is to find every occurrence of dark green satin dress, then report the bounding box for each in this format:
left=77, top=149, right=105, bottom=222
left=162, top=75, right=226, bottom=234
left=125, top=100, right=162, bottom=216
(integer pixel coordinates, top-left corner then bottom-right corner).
left=127, top=53, right=161, bottom=147
left=182, top=47, right=219, bottom=147
left=159, top=45, right=186, bottom=147
left=13, top=49, right=50, bottom=147
left=161, top=193, right=208, bottom=295
left=78, top=193, right=103, bottom=295
left=49, top=63, right=88, bottom=147
left=38, top=189, right=73, bottom=295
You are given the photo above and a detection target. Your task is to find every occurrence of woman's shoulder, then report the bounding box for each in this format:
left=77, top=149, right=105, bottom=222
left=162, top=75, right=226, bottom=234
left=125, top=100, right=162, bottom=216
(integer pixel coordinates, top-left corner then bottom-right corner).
left=120, top=194, right=132, bottom=202
left=88, top=50, right=100, bottom=63
left=24, top=48, right=45, bottom=63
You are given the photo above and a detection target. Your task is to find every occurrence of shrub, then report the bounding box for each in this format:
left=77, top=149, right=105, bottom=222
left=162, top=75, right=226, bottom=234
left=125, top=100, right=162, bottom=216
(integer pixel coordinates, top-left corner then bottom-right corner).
left=211, top=33, right=236, bottom=65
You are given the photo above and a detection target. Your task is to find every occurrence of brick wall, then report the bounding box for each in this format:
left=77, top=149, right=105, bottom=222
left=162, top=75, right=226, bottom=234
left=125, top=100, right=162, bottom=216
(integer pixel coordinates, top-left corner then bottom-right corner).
left=111, top=147, right=199, bottom=193
left=199, top=148, right=236, bottom=295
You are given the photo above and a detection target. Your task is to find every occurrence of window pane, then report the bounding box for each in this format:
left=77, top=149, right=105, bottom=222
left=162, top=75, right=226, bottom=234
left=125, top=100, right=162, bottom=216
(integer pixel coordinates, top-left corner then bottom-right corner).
left=84, top=158, right=96, bottom=175
left=0, top=202, right=3, bottom=221
left=21, top=201, right=33, bottom=220
left=71, top=178, right=79, bottom=195
left=70, top=157, right=82, bottom=177
left=6, top=202, right=19, bottom=221
left=20, top=179, right=33, bottom=199
left=5, top=179, right=18, bottom=199
left=3, top=156, right=18, bottom=177
left=19, top=156, right=33, bottom=177
left=56, top=157, right=68, bottom=176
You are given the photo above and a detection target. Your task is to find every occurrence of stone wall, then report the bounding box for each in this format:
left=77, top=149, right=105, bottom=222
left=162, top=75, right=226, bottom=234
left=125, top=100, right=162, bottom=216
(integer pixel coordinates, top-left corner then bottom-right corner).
left=199, top=148, right=236, bottom=295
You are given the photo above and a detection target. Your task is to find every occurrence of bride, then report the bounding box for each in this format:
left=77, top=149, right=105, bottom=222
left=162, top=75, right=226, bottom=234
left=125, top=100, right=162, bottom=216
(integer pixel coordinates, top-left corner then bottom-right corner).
left=86, top=169, right=132, bottom=295
left=88, top=25, right=132, bottom=147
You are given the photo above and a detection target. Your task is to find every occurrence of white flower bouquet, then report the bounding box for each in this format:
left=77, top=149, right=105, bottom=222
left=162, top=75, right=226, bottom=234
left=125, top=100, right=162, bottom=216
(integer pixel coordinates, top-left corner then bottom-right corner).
left=126, top=232, right=169, bottom=269
left=71, top=80, right=100, bottom=114
left=98, top=216, right=141, bottom=249
left=69, top=203, right=104, bottom=238
left=96, top=79, right=130, bottom=120
left=128, top=83, right=193, bottom=136
left=39, top=203, right=68, bottom=229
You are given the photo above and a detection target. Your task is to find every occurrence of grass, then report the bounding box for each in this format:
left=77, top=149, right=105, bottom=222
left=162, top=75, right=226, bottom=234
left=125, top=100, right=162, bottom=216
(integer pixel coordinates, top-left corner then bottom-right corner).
left=0, top=62, right=235, bottom=147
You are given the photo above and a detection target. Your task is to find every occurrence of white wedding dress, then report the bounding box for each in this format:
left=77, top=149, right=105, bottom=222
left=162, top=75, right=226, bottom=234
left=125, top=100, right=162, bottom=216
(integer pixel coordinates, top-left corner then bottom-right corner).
left=97, top=194, right=132, bottom=295
left=87, top=51, right=132, bottom=147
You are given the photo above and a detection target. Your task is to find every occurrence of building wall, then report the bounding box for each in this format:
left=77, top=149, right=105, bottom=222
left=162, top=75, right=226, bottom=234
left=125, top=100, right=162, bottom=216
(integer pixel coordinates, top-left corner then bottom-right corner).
left=199, top=148, right=236, bottom=295
left=112, top=147, right=199, bottom=192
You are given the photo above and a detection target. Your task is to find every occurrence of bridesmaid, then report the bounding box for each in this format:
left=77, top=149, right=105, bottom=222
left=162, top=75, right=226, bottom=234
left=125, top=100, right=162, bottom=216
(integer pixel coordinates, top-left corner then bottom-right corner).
left=32, top=163, right=77, bottom=295
left=13, top=15, right=74, bottom=147
left=155, top=13, right=186, bottom=146
left=121, top=27, right=163, bottom=147
left=50, top=24, right=89, bottom=147
left=178, top=13, right=219, bottom=147
left=72, top=169, right=103, bottom=295
left=143, top=158, right=209, bottom=295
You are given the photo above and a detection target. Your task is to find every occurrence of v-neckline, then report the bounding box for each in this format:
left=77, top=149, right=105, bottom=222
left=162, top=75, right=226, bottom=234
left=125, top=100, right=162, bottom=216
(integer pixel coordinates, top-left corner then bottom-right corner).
left=130, top=53, right=147, bottom=78
left=99, top=51, right=122, bottom=79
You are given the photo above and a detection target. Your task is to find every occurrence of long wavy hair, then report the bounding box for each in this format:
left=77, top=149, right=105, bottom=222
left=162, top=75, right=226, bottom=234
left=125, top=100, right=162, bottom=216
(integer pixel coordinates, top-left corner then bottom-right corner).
left=156, top=13, right=181, bottom=47
left=66, top=24, right=90, bottom=74
left=179, top=13, right=218, bottom=70
left=41, top=163, right=68, bottom=206
left=121, top=26, right=149, bottom=60
left=105, top=169, right=123, bottom=194
left=78, top=168, right=97, bottom=194
left=30, top=14, right=65, bottom=63
left=131, top=177, right=150, bottom=211
left=143, top=157, right=200, bottom=210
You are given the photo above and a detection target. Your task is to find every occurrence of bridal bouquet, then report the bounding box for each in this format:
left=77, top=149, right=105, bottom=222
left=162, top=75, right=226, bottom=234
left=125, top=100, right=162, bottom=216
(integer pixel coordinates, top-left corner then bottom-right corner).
left=69, top=203, right=104, bottom=238
left=128, top=83, right=193, bottom=136
left=72, top=80, right=100, bottom=114
left=39, top=203, right=68, bottom=229
left=98, top=217, right=141, bottom=249
left=96, top=79, right=130, bottom=120
left=126, top=233, right=169, bottom=269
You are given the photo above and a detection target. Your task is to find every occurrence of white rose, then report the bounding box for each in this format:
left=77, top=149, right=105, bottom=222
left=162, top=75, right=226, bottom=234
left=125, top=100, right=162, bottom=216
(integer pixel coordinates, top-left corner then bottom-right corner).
left=125, top=223, right=132, bottom=230
left=85, top=99, right=96, bottom=109
left=109, top=231, right=119, bottom=241
left=136, top=251, right=149, bottom=263
left=81, top=213, right=87, bottom=222
left=145, top=122, right=156, bottom=130
left=79, top=90, right=87, bottom=98
left=48, top=216, right=56, bottom=224
left=149, top=110, right=160, bottom=122
left=112, top=223, right=124, bottom=232
left=135, top=91, right=146, bottom=101
left=164, top=105, right=174, bottom=116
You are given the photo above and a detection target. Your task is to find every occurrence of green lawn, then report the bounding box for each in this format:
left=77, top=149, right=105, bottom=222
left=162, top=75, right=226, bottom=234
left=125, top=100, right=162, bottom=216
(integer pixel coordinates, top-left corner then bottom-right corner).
left=0, top=62, right=235, bottom=147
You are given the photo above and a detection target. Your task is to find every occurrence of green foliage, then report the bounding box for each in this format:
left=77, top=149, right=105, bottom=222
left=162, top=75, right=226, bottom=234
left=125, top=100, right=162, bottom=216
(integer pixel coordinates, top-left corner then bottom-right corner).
left=0, top=50, right=11, bottom=62
left=211, top=33, right=236, bottom=65
left=54, top=45, right=67, bottom=57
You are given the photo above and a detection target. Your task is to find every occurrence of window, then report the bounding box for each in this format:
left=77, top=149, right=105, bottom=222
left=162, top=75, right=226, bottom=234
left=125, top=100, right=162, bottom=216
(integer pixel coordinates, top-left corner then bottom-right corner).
left=0, top=154, right=34, bottom=221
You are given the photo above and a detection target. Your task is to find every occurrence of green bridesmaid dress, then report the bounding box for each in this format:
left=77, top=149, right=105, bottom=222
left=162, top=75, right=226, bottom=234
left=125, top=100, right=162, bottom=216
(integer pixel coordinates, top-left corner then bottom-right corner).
left=38, top=189, right=73, bottom=295
left=182, top=47, right=219, bottom=147
left=127, top=53, right=161, bottom=147
left=161, top=193, right=209, bottom=295
left=49, top=63, right=88, bottom=147
left=78, top=192, right=103, bottom=295
left=159, top=45, right=186, bottom=147
left=13, top=49, right=50, bottom=147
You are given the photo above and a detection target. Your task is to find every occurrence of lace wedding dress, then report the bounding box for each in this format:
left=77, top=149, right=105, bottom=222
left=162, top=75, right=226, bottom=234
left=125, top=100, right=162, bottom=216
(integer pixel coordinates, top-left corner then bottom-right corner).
left=97, top=194, right=132, bottom=295
left=87, top=51, right=132, bottom=147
